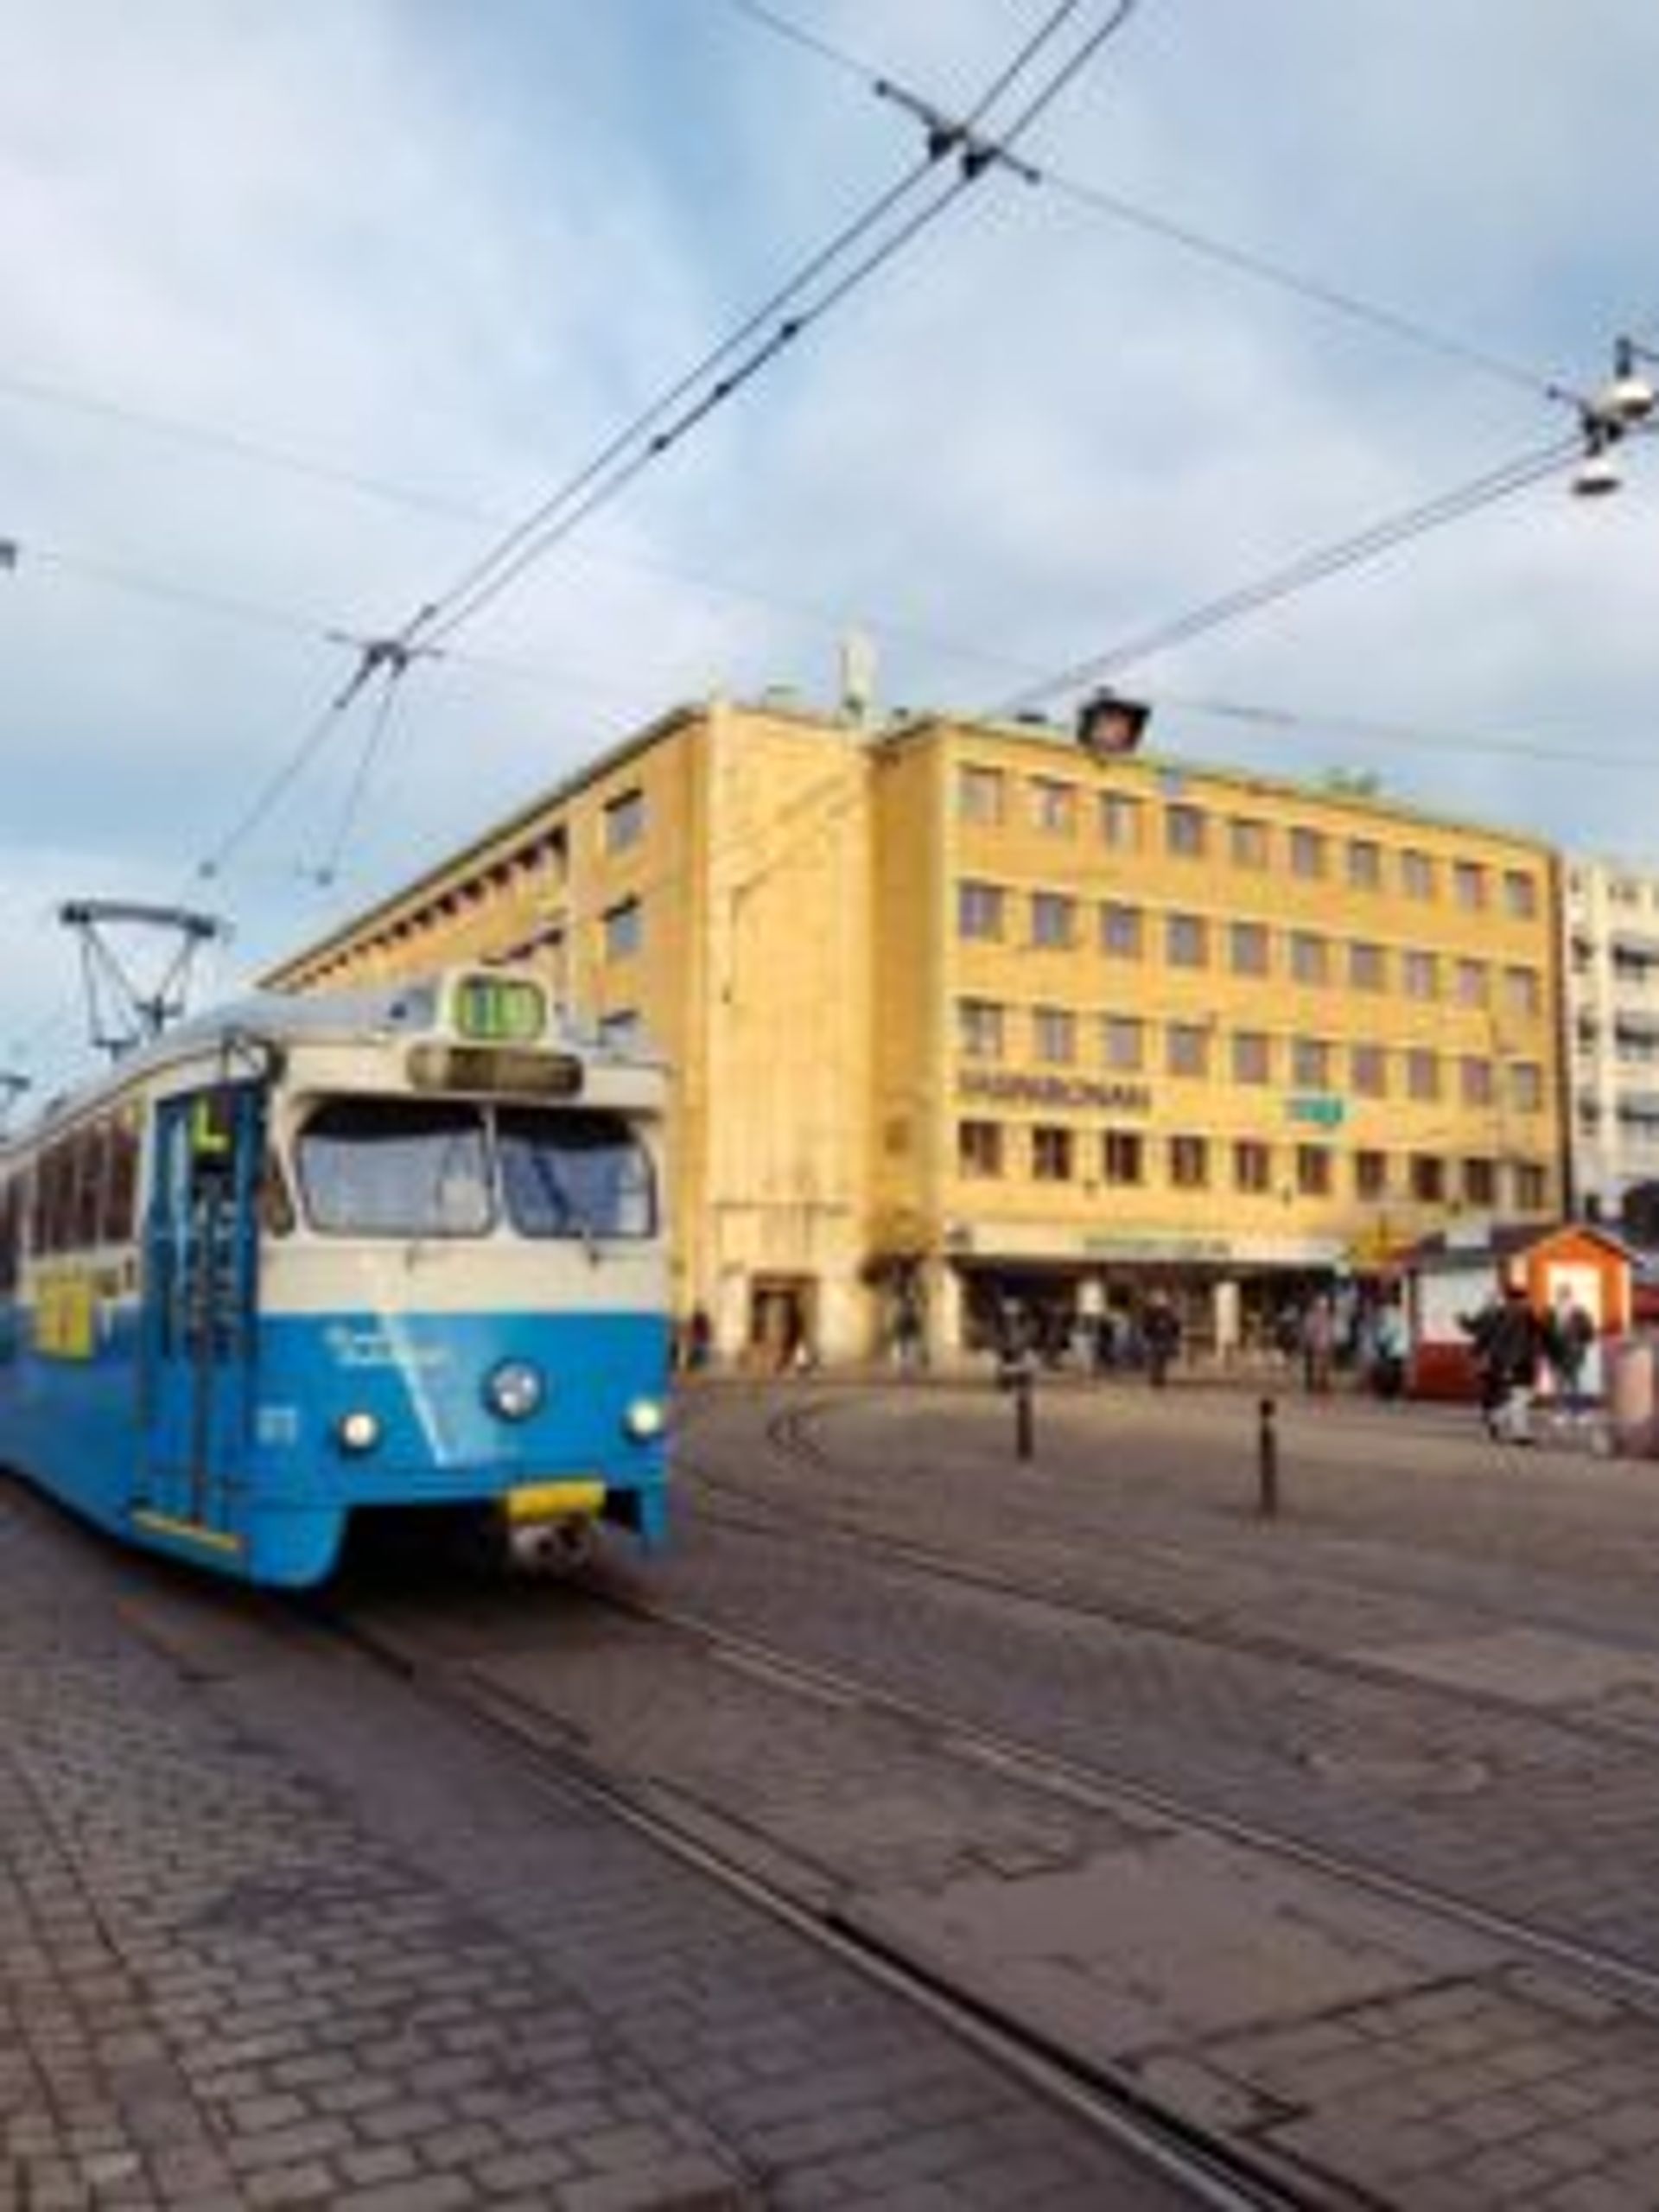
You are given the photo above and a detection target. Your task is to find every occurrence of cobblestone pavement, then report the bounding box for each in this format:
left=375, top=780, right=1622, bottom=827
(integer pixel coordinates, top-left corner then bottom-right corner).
left=513, top=1374, right=1659, bottom=2209
left=0, top=1480, right=1185, bottom=2212
left=669, top=1381, right=1659, bottom=1971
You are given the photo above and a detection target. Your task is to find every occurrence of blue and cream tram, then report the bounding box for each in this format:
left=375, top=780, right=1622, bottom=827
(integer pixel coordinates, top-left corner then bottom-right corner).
left=0, top=969, right=671, bottom=1586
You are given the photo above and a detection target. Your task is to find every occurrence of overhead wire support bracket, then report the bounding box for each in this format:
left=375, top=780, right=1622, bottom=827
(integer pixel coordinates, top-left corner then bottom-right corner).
left=322, top=628, right=442, bottom=710
left=874, top=79, right=1041, bottom=184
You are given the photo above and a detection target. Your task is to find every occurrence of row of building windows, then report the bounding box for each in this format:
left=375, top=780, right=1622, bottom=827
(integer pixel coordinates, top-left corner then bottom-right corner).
left=957, top=768, right=1541, bottom=917
left=957, top=883, right=1545, bottom=1008
left=293, top=785, right=651, bottom=992
left=956, top=1119, right=1550, bottom=1208
left=957, top=1001, right=1546, bottom=1109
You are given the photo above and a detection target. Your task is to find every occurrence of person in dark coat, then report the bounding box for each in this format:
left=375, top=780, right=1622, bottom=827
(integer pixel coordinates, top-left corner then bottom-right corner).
left=1469, top=1282, right=1544, bottom=1444
left=1141, top=1292, right=1181, bottom=1389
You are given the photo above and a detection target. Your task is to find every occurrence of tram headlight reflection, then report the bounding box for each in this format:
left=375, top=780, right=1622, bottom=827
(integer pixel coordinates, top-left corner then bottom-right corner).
left=335, top=1409, right=382, bottom=1455
left=623, top=1396, right=665, bottom=1442
left=486, top=1359, right=544, bottom=1422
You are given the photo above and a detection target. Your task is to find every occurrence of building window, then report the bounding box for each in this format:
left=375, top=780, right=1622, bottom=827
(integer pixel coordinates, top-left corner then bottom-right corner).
left=1103, top=1129, right=1144, bottom=1185
left=1101, top=902, right=1143, bottom=959
left=1167, top=913, right=1209, bottom=969
left=1232, top=1031, right=1272, bottom=1084
left=1033, top=1006, right=1076, bottom=1065
left=1293, top=1036, right=1332, bottom=1089
left=958, top=1120, right=1004, bottom=1178
left=1230, top=921, right=1269, bottom=977
left=1503, top=966, right=1541, bottom=1019
left=1510, top=1062, right=1543, bottom=1113
left=958, top=880, right=1005, bottom=941
left=1289, top=827, right=1326, bottom=880
left=1100, top=792, right=1143, bottom=850
left=1460, top=1057, right=1494, bottom=1107
left=958, top=998, right=1005, bottom=1060
left=1355, top=1150, right=1388, bottom=1200
left=598, top=1008, right=641, bottom=1046
left=1403, top=950, right=1439, bottom=1001
left=1453, top=861, right=1486, bottom=912
left=1033, top=1126, right=1073, bottom=1182
left=957, top=766, right=1005, bottom=824
left=603, top=787, right=646, bottom=853
left=1411, top=1154, right=1446, bottom=1203
left=1169, top=1135, right=1209, bottom=1189
left=1401, top=849, right=1435, bottom=900
left=1230, top=817, right=1270, bottom=869
left=1290, top=931, right=1329, bottom=986
left=1407, top=1048, right=1440, bottom=1102
left=1503, top=868, right=1538, bottom=919
left=1167, top=1022, right=1211, bottom=1077
left=603, top=898, right=642, bottom=960
left=1234, top=1140, right=1272, bottom=1192
left=1103, top=1016, right=1144, bottom=1072
left=1031, top=778, right=1077, bottom=835
left=1463, top=1157, right=1496, bottom=1208
left=1515, top=1161, right=1548, bottom=1211
left=1455, top=959, right=1488, bottom=1009
left=1347, top=839, right=1382, bottom=890
left=1351, top=1043, right=1387, bottom=1097
left=1296, top=1144, right=1332, bottom=1197
left=1350, top=941, right=1387, bottom=993
left=1166, top=803, right=1207, bottom=858
left=1031, top=892, right=1077, bottom=949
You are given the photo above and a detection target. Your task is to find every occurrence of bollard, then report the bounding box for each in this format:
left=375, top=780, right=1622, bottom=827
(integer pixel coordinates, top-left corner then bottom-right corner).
left=1015, top=1364, right=1035, bottom=1461
left=1257, top=1395, right=1279, bottom=1517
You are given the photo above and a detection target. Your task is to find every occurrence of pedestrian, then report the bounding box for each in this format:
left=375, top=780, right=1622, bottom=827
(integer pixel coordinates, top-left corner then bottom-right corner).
left=1545, top=1290, right=1595, bottom=1419
left=686, top=1305, right=713, bottom=1372
left=1301, top=1294, right=1335, bottom=1395
left=1469, top=1281, right=1544, bottom=1445
left=1142, top=1292, right=1180, bottom=1389
left=1372, top=1296, right=1407, bottom=1401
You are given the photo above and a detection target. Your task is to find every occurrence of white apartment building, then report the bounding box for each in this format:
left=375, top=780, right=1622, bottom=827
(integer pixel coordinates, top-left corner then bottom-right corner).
left=1567, top=856, right=1659, bottom=1221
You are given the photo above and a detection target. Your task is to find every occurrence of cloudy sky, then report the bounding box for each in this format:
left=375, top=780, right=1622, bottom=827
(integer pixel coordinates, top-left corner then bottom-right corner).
left=2, top=0, right=1654, bottom=1088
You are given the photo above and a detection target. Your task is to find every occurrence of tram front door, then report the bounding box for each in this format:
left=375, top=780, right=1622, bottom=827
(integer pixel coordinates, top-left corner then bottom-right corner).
left=138, top=1084, right=262, bottom=1556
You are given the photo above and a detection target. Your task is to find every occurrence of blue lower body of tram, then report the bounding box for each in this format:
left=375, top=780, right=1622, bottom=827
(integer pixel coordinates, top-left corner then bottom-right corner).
left=0, top=1300, right=670, bottom=1586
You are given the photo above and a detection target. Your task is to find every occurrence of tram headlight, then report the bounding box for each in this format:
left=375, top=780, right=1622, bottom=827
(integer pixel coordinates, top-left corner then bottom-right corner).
left=623, top=1395, right=665, bottom=1442
left=335, top=1409, right=382, bottom=1455
left=486, top=1359, right=544, bottom=1422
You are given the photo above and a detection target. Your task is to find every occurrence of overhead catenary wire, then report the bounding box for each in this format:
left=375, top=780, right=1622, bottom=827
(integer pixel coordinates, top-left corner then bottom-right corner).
left=405, top=0, right=1131, bottom=653
left=995, top=431, right=1583, bottom=712
left=15, top=512, right=1659, bottom=788
left=721, top=0, right=1573, bottom=408
left=162, top=1, right=1137, bottom=899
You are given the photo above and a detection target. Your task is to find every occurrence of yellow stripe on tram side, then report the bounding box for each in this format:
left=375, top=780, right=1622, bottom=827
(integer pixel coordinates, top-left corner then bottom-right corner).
left=505, top=1480, right=606, bottom=1526
left=130, top=1510, right=246, bottom=1558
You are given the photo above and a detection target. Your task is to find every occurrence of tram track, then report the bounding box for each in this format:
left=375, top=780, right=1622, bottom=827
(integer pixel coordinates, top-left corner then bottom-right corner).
left=319, top=1591, right=1341, bottom=2212
left=675, top=1394, right=1659, bottom=1774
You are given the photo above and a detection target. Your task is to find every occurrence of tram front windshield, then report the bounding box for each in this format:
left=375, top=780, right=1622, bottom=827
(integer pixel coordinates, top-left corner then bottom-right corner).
left=294, top=1098, right=654, bottom=1240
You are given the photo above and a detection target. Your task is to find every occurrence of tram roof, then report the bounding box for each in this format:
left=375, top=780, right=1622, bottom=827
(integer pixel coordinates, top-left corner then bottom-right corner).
left=3, top=976, right=663, bottom=1151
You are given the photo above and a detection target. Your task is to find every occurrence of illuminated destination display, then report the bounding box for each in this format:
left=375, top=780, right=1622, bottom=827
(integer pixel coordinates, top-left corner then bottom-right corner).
left=452, top=976, right=548, bottom=1044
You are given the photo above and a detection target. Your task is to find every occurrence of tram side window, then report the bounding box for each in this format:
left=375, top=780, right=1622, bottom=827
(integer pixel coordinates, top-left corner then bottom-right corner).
left=71, top=1126, right=104, bottom=1250
left=497, top=1108, right=656, bottom=1241
left=104, top=1114, right=139, bottom=1244
left=0, top=1179, right=18, bottom=1294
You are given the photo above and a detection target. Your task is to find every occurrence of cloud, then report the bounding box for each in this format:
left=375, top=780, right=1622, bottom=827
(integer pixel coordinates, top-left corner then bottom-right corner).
left=0, top=0, right=1655, bottom=1094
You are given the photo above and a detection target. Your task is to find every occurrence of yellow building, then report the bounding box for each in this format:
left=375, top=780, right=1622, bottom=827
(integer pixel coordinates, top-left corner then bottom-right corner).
left=266, top=696, right=1566, bottom=1365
